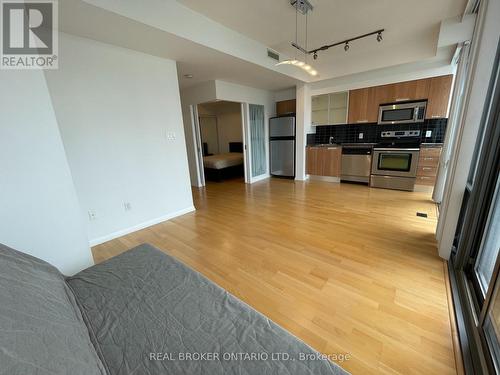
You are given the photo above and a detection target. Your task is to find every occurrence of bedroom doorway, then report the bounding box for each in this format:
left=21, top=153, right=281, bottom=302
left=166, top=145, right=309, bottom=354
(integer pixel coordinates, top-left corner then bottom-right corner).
left=194, top=100, right=246, bottom=185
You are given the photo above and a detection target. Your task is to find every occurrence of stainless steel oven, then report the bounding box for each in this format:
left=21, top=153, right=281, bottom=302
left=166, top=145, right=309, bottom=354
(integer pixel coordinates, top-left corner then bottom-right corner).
left=378, top=100, right=427, bottom=125
left=371, top=148, right=420, bottom=191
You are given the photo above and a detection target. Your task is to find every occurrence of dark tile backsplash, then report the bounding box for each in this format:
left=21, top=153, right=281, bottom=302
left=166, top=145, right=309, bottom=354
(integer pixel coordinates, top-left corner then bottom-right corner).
left=308, top=119, right=447, bottom=145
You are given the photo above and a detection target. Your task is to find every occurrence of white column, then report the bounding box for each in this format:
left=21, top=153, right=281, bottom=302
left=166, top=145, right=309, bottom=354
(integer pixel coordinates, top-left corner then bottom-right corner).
left=295, top=83, right=312, bottom=181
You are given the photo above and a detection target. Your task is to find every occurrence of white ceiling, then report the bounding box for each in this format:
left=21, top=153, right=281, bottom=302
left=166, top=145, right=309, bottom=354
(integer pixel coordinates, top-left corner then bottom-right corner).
left=177, top=0, right=467, bottom=79
left=59, top=0, right=299, bottom=90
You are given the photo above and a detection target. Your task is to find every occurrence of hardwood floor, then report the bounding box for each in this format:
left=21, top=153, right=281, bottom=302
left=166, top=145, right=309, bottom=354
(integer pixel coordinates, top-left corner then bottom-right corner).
left=92, top=178, right=457, bottom=375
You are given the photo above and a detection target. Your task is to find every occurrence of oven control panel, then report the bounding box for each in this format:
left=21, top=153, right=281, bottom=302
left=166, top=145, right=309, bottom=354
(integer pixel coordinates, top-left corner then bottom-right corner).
left=381, top=130, right=421, bottom=138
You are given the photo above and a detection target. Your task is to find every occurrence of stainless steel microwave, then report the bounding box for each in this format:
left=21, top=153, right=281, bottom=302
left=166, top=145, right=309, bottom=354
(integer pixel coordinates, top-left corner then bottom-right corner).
left=378, top=101, right=427, bottom=125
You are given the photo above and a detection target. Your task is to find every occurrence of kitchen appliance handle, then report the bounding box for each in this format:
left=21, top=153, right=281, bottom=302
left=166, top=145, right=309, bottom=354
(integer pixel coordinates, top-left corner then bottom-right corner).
left=373, top=148, right=420, bottom=151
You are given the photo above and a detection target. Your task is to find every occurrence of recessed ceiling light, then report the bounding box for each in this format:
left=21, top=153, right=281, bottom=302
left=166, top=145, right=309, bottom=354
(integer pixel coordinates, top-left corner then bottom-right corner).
left=184, top=74, right=193, bottom=78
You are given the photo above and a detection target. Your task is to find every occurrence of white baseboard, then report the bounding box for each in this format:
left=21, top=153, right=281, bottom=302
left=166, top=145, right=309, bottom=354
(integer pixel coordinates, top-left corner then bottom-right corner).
left=89, top=206, right=196, bottom=247
left=249, top=174, right=270, bottom=183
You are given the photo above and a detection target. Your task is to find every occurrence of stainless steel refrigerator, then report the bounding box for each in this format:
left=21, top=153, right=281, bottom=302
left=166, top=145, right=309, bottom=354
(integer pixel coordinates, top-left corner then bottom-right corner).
left=269, top=116, right=295, bottom=178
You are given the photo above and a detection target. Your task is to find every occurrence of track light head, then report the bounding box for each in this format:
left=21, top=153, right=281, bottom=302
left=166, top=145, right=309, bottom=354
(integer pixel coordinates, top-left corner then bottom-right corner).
left=377, top=32, right=383, bottom=42
left=344, top=42, right=349, bottom=52
left=313, top=52, right=318, bottom=60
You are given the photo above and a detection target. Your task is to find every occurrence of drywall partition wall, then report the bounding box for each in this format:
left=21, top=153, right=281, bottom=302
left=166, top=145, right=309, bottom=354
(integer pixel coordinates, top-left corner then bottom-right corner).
left=0, top=69, right=93, bottom=275
left=45, top=33, right=194, bottom=245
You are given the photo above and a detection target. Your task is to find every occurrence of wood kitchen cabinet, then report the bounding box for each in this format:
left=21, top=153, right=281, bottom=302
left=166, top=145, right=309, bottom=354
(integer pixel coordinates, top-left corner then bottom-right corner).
left=426, top=75, right=453, bottom=119
left=276, top=99, right=296, bottom=116
left=416, top=145, right=442, bottom=188
left=347, top=87, right=378, bottom=124
left=306, top=146, right=342, bottom=177
left=388, top=79, right=430, bottom=103
left=346, top=75, right=452, bottom=124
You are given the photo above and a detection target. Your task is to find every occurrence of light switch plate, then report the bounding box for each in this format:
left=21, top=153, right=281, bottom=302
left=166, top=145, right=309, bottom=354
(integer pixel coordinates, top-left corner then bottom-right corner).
left=358, top=132, right=364, bottom=139
left=425, top=130, right=432, bottom=138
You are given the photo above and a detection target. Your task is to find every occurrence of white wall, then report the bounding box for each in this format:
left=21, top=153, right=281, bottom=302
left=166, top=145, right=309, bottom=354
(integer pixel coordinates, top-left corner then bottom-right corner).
left=310, top=60, right=456, bottom=96
left=217, top=111, right=243, bottom=153
left=45, top=33, right=194, bottom=245
left=273, top=87, right=296, bottom=102
left=295, top=83, right=312, bottom=181
left=0, top=69, right=93, bottom=275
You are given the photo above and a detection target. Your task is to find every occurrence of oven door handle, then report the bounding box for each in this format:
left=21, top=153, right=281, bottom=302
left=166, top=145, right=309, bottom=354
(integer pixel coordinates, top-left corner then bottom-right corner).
left=373, top=148, right=420, bottom=152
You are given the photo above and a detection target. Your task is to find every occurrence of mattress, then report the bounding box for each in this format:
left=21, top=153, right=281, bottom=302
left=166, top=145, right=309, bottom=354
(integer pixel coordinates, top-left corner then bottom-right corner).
left=67, top=244, right=349, bottom=375
left=203, top=152, right=244, bottom=169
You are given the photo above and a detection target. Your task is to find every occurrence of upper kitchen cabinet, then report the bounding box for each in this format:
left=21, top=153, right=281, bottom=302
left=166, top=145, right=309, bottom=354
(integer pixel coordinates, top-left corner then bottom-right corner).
left=276, top=99, right=296, bottom=116
left=389, top=79, right=430, bottom=103
left=328, top=92, right=348, bottom=124
left=426, top=75, right=453, bottom=119
left=348, top=87, right=378, bottom=123
left=311, top=92, right=348, bottom=125
left=311, top=94, right=329, bottom=125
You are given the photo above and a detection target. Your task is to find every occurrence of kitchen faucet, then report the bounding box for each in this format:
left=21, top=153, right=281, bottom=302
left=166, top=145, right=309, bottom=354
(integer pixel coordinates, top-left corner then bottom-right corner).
left=329, top=136, right=335, bottom=144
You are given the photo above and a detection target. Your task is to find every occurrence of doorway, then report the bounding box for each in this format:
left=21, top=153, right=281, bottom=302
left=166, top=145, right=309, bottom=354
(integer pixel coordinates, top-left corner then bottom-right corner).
left=190, top=100, right=268, bottom=186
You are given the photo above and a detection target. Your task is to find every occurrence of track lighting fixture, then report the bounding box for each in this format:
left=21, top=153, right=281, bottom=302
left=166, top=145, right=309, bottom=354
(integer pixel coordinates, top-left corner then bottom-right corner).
left=276, top=0, right=319, bottom=76
left=292, top=28, right=385, bottom=61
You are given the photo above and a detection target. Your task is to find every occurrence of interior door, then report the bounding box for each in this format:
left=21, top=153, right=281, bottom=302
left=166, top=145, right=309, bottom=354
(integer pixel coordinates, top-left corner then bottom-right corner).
left=191, top=104, right=205, bottom=187
left=243, top=103, right=268, bottom=183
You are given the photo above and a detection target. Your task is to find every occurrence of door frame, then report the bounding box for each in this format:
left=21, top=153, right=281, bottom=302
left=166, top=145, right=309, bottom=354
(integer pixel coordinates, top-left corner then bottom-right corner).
left=242, top=102, right=270, bottom=183
left=190, top=104, right=205, bottom=187
left=190, top=101, right=269, bottom=186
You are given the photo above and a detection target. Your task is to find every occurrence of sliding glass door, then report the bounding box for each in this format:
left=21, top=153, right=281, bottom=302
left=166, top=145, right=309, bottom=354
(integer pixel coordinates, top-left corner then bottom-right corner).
left=249, top=104, right=266, bottom=178
left=449, top=40, right=500, bottom=374
left=242, top=103, right=268, bottom=183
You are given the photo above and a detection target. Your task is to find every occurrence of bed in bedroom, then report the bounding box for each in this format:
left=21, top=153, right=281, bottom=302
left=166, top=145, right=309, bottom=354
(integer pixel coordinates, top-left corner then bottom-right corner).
left=203, top=142, right=244, bottom=182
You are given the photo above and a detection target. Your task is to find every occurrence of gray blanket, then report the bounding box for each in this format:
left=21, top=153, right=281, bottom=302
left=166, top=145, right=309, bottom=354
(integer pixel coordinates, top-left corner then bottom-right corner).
left=0, top=244, right=106, bottom=375
left=67, top=244, right=348, bottom=375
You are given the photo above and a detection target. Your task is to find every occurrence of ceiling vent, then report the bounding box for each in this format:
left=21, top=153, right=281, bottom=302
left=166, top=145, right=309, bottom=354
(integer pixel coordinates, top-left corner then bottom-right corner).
left=267, top=49, right=280, bottom=62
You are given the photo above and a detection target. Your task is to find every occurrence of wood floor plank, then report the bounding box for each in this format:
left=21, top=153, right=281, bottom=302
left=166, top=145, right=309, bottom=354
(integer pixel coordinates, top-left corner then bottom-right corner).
left=92, top=178, right=456, bottom=374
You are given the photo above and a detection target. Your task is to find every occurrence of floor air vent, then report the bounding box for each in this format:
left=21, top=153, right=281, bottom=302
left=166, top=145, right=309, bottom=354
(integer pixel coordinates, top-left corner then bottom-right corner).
left=416, top=212, right=428, bottom=218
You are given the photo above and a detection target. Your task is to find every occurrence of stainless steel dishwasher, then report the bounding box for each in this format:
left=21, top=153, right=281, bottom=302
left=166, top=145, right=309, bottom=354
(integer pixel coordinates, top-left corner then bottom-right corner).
left=341, top=144, right=374, bottom=184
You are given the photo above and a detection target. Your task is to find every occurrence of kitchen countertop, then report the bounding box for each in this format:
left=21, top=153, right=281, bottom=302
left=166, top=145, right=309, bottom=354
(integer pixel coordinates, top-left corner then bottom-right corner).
left=307, top=142, right=443, bottom=148
left=306, top=144, right=342, bottom=148
left=421, top=143, right=444, bottom=147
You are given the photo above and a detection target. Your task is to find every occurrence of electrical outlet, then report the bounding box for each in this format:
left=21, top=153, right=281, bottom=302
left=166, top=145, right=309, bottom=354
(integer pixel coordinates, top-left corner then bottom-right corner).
left=425, top=130, right=432, bottom=138
left=166, top=131, right=176, bottom=141
left=124, top=202, right=132, bottom=211
left=88, top=210, right=98, bottom=221
left=358, top=132, right=364, bottom=139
